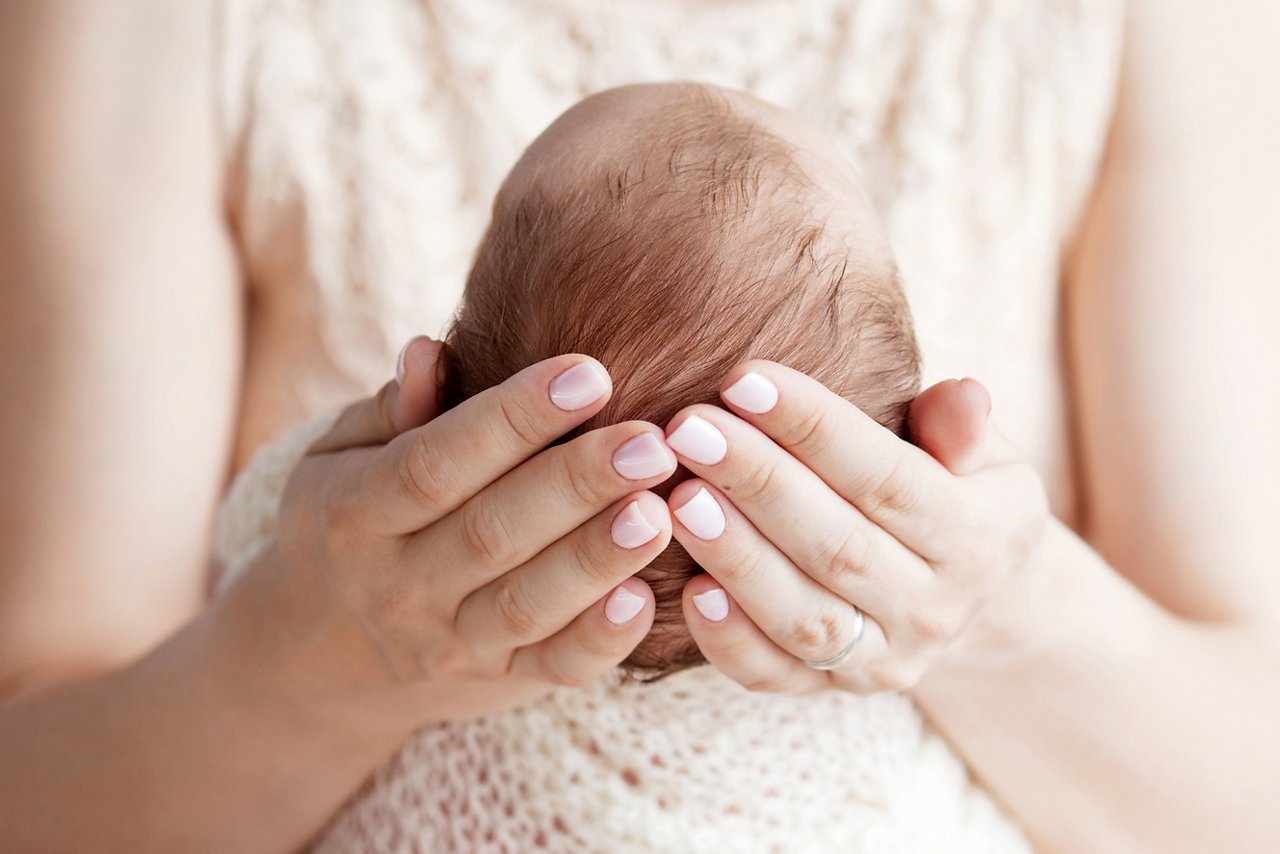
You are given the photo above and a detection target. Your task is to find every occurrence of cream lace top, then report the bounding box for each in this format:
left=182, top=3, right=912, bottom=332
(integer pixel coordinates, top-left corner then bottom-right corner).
left=213, top=0, right=1123, bottom=849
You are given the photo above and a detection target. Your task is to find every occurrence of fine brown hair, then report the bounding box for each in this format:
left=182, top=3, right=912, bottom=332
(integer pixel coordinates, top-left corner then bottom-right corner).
left=441, top=85, right=921, bottom=681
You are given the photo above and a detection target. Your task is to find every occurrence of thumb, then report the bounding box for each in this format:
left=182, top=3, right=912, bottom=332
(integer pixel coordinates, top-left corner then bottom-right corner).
left=907, top=377, right=1003, bottom=476
left=309, top=335, right=445, bottom=454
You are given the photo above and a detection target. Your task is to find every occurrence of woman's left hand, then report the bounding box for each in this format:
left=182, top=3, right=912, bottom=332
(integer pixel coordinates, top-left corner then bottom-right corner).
left=664, top=360, right=1050, bottom=694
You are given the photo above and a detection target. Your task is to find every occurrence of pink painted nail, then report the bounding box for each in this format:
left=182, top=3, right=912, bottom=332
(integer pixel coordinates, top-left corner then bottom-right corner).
left=612, top=433, right=676, bottom=480
left=549, top=361, right=611, bottom=411
left=665, top=415, right=727, bottom=465
left=605, top=586, right=646, bottom=624
left=395, top=335, right=430, bottom=385
left=610, top=501, right=661, bottom=549
left=723, top=372, right=778, bottom=414
left=672, top=487, right=726, bottom=540
left=692, top=588, right=729, bottom=622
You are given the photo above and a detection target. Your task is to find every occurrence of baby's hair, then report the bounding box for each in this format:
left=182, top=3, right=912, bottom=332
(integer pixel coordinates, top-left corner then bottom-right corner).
left=442, top=84, right=920, bottom=681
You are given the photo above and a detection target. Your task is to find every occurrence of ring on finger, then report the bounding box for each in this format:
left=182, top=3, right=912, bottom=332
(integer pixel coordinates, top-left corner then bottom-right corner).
left=801, top=606, right=865, bottom=670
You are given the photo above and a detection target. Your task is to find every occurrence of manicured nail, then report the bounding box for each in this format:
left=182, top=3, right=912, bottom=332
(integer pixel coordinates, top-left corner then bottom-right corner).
left=395, top=335, right=430, bottom=385
left=673, top=487, right=725, bottom=540
left=612, top=433, right=676, bottom=480
left=692, top=588, right=729, bottom=622
left=610, top=501, right=661, bottom=549
left=723, top=372, right=778, bottom=414
left=665, top=415, right=727, bottom=465
left=605, top=586, right=646, bottom=624
left=549, top=361, right=611, bottom=411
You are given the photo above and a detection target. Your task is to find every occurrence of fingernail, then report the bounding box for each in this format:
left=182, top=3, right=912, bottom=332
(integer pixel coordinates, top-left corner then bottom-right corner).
left=605, top=586, right=646, bottom=624
left=692, top=587, right=729, bottom=622
left=549, top=361, right=611, bottom=411
left=610, top=501, right=661, bottom=549
left=665, top=415, right=727, bottom=465
left=612, top=433, right=676, bottom=480
left=673, top=487, right=726, bottom=540
left=723, top=372, right=778, bottom=414
left=395, top=335, right=429, bottom=385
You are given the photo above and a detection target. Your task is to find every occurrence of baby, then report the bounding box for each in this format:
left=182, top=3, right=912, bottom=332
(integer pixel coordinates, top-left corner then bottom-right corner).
left=440, top=83, right=921, bottom=680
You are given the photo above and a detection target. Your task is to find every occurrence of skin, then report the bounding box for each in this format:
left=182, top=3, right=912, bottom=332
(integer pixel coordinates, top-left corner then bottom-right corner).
left=0, top=3, right=1276, bottom=854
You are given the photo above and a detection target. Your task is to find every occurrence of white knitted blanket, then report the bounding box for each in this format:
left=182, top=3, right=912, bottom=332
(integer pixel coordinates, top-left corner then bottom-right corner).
left=214, top=416, right=1033, bottom=853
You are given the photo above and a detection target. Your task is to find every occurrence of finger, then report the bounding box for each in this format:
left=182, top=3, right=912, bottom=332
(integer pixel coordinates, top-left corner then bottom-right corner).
left=683, top=573, right=903, bottom=696
left=666, top=479, right=887, bottom=666
left=715, top=360, right=956, bottom=551
left=664, top=401, right=946, bottom=569
left=412, top=422, right=676, bottom=599
left=309, top=336, right=445, bottom=454
left=354, top=354, right=615, bottom=535
left=907, top=377, right=1020, bottom=474
left=507, top=577, right=655, bottom=689
left=682, top=573, right=826, bottom=693
left=454, top=492, right=672, bottom=651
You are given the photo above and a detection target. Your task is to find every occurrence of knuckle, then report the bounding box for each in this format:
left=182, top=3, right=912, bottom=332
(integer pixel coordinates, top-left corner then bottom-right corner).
left=541, top=649, right=599, bottom=689
left=782, top=601, right=848, bottom=661
left=397, top=439, right=450, bottom=513
left=458, top=500, right=520, bottom=568
left=421, top=642, right=481, bottom=679
left=495, top=391, right=548, bottom=451
left=557, top=448, right=609, bottom=508
left=907, top=606, right=956, bottom=644
left=779, top=405, right=832, bottom=455
left=569, top=529, right=624, bottom=586
left=863, top=459, right=919, bottom=518
left=742, top=670, right=791, bottom=694
left=818, top=529, right=873, bottom=584
left=371, top=582, right=431, bottom=634
left=866, top=659, right=919, bottom=694
left=732, top=458, right=782, bottom=506
left=713, top=549, right=766, bottom=586
left=492, top=580, right=541, bottom=640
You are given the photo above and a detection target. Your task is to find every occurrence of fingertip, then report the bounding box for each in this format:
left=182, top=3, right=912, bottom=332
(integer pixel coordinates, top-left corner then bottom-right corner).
left=684, top=576, right=730, bottom=623
left=396, top=337, right=445, bottom=426
left=908, top=378, right=988, bottom=474
left=603, top=577, right=653, bottom=626
left=548, top=356, right=613, bottom=412
left=668, top=482, right=726, bottom=541
left=959, top=377, right=993, bottom=417
left=395, top=335, right=439, bottom=385
left=609, top=493, right=672, bottom=550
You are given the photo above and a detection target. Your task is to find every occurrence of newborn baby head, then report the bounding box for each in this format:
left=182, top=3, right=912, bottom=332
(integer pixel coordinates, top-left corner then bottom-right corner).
left=441, top=82, right=920, bottom=681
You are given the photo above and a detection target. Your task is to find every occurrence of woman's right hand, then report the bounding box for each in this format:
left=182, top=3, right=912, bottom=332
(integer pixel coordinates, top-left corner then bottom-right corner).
left=230, top=339, right=677, bottom=728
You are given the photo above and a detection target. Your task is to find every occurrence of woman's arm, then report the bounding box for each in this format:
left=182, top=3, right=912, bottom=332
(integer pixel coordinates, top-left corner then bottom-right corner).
left=1, top=5, right=668, bottom=851
left=653, top=6, right=1279, bottom=850
left=0, top=0, right=240, bottom=702
left=916, top=2, right=1280, bottom=850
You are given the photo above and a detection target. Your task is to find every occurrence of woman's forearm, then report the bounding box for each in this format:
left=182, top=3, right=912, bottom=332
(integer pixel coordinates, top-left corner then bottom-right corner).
left=0, top=569, right=413, bottom=853
left=912, top=520, right=1280, bottom=853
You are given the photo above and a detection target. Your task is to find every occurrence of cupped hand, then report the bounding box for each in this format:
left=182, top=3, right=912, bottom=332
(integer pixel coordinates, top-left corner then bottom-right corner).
left=662, top=361, right=1049, bottom=695
left=238, top=338, right=678, bottom=727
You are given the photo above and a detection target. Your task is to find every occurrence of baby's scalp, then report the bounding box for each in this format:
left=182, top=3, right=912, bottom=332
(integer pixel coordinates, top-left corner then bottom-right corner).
left=443, top=82, right=920, bottom=680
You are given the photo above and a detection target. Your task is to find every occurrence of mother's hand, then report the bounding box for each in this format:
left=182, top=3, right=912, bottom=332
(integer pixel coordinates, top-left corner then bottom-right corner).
left=662, top=361, right=1049, bottom=695
left=235, top=340, right=678, bottom=728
